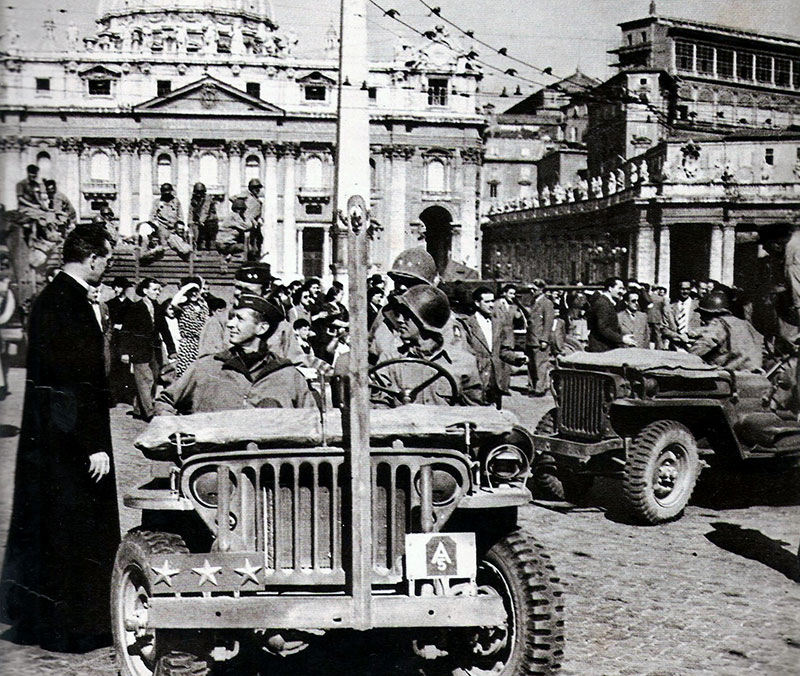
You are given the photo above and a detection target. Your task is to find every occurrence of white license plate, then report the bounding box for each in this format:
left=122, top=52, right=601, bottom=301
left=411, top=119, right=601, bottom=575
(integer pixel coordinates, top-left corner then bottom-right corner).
left=405, top=532, right=476, bottom=580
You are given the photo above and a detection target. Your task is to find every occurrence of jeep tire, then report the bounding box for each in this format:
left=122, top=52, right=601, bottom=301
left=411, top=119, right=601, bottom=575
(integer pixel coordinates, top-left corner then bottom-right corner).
left=622, top=421, right=700, bottom=524
left=415, top=530, right=565, bottom=675
left=112, top=530, right=210, bottom=676
left=532, top=409, right=593, bottom=504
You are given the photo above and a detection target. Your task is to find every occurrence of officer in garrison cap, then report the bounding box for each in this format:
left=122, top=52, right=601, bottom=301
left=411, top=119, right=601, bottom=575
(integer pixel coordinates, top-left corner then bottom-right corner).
left=197, top=263, right=276, bottom=359
left=155, top=293, right=315, bottom=415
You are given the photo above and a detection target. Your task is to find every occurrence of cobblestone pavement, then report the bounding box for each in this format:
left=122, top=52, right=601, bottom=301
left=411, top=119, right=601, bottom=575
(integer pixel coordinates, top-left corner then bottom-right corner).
left=1, top=367, right=798, bottom=675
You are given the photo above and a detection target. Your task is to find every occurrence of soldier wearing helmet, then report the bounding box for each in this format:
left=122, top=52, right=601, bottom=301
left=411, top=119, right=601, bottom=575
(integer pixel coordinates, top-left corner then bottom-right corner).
left=243, top=178, right=264, bottom=259
left=689, top=290, right=763, bottom=372
left=372, top=285, right=483, bottom=406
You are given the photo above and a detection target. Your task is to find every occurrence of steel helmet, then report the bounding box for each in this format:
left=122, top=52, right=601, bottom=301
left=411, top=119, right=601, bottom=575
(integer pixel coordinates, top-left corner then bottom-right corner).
left=395, top=284, right=451, bottom=334
left=698, top=289, right=730, bottom=315
left=389, top=247, right=437, bottom=285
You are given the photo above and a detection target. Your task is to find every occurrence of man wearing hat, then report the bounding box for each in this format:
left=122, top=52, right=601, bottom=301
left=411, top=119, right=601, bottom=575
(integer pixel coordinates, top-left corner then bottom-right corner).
left=107, top=276, right=134, bottom=404
left=689, top=290, right=763, bottom=372
left=243, top=178, right=264, bottom=259
left=197, top=262, right=276, bottom=358
left=155, top=293, right=314, bottom=414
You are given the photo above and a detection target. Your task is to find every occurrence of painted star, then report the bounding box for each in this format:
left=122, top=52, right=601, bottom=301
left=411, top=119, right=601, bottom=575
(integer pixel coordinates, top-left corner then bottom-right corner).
left=233, top=558, right=261, bottom=585
left=152, top=559, right=181, bottom=587
left=191, top=559, right=222, bottom=587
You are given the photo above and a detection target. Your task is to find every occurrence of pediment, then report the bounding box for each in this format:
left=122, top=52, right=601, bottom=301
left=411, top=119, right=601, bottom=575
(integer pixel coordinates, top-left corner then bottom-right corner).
left=79, top=64, right=121, bottom=79
left=134, top=76, right=285, bottom=116
left=296, top=70, right=336, bottom=85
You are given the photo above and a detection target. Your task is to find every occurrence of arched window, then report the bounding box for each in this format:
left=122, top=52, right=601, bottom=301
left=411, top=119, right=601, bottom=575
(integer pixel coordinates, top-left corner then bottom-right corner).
left=198, top=153, right=218, bottom=187
left=305, top=155, right=323, bottom=188
left=90, top=151, right=111, bottom=181
left=36, top=151, right=52, bottom=179
left=426, top=159, right=446, bottom=192
left=244, top=155, right=261, bottom=183
left=156, top=153, right=173, bottom=185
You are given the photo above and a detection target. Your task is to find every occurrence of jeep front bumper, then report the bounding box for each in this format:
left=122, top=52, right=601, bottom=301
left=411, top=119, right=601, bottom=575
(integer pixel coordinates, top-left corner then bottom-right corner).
left=533, top=434, right=623, bottom=460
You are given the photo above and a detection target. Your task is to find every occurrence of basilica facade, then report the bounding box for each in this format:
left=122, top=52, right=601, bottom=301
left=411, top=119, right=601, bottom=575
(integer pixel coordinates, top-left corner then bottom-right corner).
left=0, top=0, right=485, bottom=281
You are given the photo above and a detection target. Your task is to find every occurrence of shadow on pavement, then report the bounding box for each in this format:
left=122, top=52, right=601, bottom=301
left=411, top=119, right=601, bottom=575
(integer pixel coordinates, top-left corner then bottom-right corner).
left=704, top=521, right=800, bottom=582
left=0, top=425, right=19, bottom=438
left=692, top=464, right=800, bottom=510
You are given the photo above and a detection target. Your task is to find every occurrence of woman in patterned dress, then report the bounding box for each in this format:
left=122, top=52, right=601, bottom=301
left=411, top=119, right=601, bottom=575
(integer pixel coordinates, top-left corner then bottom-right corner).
left=171, top=278, right=210, bottom=378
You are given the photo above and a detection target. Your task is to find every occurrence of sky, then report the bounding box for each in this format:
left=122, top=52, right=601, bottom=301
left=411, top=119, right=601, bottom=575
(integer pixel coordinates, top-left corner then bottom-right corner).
left=3, top=0, right=799, bottom=103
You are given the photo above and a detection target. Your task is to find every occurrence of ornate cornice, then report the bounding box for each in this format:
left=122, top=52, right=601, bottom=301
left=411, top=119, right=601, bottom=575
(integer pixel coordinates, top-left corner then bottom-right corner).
left=461, top=147, right=483, bottom=165
left=381, top=144, right=415, bottom=160
left=137, top=138, right=155, bottom=155
left=225, top=140, right=246, bottom=157
left=116, top=138, right=137, bottom=154
left=58, top=137, right=84, bottom=153
left=173, top=139, right=192, bottom=155
left=278, top=142, right=302, bottom=159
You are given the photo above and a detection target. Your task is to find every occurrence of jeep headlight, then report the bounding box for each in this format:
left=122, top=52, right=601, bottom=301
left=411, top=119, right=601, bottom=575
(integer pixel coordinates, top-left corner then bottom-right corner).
left=415, top=466, right=461, bottom=506
left=485, top=444, right=530, bottom=481
left=190, top=467, right=237, bottom=509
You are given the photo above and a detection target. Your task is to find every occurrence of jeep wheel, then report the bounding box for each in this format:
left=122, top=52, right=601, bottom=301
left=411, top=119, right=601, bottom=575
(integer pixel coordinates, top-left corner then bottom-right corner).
left=415, top=530, right=564, bottom=675
left=112, top=530, right=210, bottom=676
left=531, top=409, right=593, bottom=504
left=622, top=421, right=700, bottom=524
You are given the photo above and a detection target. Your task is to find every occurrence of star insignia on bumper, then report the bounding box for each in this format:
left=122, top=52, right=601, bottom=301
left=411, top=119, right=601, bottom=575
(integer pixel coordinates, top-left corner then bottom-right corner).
left=152, top=559, right=181, bottom=586
left=191, top=559, right=222, bottom=586
left=233, top=559, right=261, bottom=585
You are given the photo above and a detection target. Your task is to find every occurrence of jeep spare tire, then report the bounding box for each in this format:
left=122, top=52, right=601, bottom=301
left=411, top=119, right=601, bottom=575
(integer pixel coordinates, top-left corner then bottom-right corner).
left=622, top=420, right=700, bottom=524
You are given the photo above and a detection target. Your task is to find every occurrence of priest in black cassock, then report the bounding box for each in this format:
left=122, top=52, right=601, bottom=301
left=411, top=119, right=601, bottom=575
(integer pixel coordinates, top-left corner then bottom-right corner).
left=0, top=224, right=120, bottom=652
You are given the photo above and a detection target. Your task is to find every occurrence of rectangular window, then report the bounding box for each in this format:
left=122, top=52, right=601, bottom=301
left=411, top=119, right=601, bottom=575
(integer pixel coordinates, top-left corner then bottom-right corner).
left=676, top=41, right=694, bottom=71
left=427, top=77, right=448, bottom=106
left=775, top=58, right=791, bottom=87
left=756, top=54, right=772, bottom=83
left=641, top=31, right=647, bottom=43
left=765, top=148, right=774, bottom=166
left=246, top=82, right=261, bottom=98
left=627, top=34, right=633, bottom=46
left=35, top=77, right=50, bottom=92
left=304, top=85, right=326, bottom=101
left=717, top=48, right=734, bottom=79
left=489, top=183, right=498, bottom=198
left=157, top=80, right=172, bottom=97
left=737, top=51, right=753, bottom=80
left=88, top=79, right=111, bottom=96
left=368, top=86, right=377, bottom=100
left=697, top=45, right=714, bottom=74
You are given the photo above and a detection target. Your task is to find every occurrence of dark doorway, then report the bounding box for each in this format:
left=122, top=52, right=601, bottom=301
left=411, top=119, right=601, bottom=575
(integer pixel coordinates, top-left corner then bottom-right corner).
left=670, top=224, right=710, bottom=296
left=302, top=228, right=324, bottom=278
left=733, top=229, right=761, bottom=293
left=420, top=206, right=453, bottom=273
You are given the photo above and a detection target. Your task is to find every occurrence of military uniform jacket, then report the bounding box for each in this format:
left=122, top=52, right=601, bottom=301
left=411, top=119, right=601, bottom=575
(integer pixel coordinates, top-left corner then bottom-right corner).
left=155, top=347, right=315, bottom=414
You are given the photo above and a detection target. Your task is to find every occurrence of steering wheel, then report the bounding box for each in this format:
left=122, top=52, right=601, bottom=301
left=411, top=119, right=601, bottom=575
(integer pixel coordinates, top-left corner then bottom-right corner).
left=369, top=357, right=459, bottom=406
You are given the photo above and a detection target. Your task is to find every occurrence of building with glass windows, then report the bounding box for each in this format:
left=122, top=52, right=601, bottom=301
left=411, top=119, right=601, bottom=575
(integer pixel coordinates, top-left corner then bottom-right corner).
left=0, top=0, right=485, bottom=281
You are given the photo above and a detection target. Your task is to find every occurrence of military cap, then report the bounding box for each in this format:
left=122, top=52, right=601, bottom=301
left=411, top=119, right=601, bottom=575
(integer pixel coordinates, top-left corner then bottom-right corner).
left=235, top=262, right=274, bottom=286
left=235, top=293, right=284, bottom=326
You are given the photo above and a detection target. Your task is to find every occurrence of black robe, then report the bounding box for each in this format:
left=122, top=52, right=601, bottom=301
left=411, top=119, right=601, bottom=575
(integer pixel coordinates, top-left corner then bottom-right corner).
left=0, top=271, right=120, bottom=643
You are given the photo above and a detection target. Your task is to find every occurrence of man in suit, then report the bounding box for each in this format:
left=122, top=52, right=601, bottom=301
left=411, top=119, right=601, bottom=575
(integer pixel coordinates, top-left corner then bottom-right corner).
left=0, top=225, right=119, bottom=652
left=461, top=286, right=523, bottom=408
left=586, top=276, right=636, bottom=352
left=120, top=277, right=164, bottom=421
left=662, top=279, right=701, bottom=350
left=618, top=290, right=650, bottom=349
left=106, top=276, right=134, bottom=405
left=525, top=279, right=555, bottom=396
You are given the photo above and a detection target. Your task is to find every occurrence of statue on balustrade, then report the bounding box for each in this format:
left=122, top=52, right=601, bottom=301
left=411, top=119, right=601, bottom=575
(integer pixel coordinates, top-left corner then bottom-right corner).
left=189, top=182, right=218, bottom=251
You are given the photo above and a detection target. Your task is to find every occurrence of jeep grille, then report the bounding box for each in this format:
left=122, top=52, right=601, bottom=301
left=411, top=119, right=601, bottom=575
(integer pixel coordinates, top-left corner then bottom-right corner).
left=557, top=371, right=608, bottom=439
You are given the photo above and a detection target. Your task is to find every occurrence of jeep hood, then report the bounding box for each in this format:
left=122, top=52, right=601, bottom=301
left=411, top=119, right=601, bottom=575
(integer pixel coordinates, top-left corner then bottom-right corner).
left=559, top=348, right=723, bottom=378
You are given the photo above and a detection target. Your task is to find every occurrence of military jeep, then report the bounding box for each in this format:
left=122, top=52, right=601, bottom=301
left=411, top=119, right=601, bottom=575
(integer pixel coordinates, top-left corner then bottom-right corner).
left=532, top=348, right=800, bottom=524
left=113, top=400, right=564, bottom=676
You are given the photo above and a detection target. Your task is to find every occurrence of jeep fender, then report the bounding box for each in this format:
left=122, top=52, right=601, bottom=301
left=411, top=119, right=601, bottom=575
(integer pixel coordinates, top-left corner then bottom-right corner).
left=609, top=400, right=746, bottom=462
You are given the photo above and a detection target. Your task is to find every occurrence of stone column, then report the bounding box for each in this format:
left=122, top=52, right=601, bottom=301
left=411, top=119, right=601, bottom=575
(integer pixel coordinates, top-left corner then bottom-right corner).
left=296, top=226, right=305, bottom=277
left=281, top=143, right=299, bottom=279
left=116, top=138, right=136, bottom=236
left=635, top=223, right=655, bottom=284
left=138, top=139, right=154, bottom=223
left=227, top=140, right=245, bottom=198
left=721, top=222, right=736, bottom=287
left=261, top=142, right=279, bottom=265
left=657, top=224, right=671, bottom=289
left=174, top=140, right=191, bottom=221
left=322, top=225, right=332, bottom=285
left=384, top=145, right=412, bottom=269
left=57, top=137, right=83, bottom=219
left=460, top=147, right=482, bottom=269
left=709, top=223, right=723, bottom=282
left=0, top=138, right=19, bottom=207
